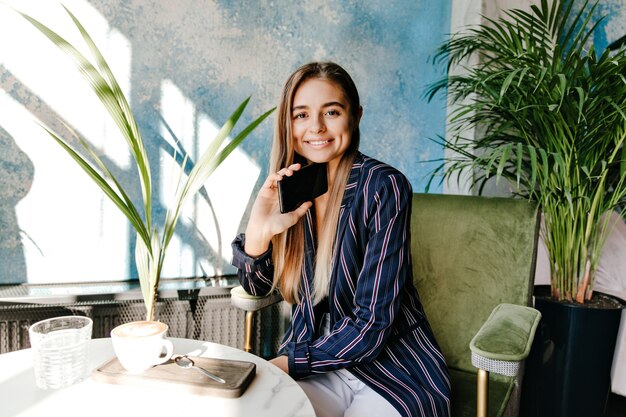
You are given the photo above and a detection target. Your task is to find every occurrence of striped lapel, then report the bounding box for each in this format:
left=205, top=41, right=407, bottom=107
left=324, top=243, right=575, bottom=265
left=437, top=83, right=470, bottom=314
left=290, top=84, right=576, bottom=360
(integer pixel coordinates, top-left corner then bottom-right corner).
left=334, top=153, right=364, bottom=251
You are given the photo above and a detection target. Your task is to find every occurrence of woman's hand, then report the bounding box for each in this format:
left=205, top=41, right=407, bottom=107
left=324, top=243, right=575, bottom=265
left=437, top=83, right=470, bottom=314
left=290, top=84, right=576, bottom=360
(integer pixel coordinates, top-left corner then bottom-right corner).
left=269, top=355, right=289, bottom=373
left=244, top=163, right=312, bottom=257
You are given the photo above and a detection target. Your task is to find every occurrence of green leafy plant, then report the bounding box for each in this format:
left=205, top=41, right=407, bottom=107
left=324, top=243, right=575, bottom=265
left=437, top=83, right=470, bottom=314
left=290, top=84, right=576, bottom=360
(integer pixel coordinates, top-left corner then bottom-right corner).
left=13, top=5, right=274, bottom=320
left=427, top=0, right=626, bottom=303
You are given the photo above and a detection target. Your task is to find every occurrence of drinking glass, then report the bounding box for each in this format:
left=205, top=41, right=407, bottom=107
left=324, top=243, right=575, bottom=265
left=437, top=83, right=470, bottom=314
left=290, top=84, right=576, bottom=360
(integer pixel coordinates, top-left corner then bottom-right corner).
left=28, top=316, right=93, bottom=389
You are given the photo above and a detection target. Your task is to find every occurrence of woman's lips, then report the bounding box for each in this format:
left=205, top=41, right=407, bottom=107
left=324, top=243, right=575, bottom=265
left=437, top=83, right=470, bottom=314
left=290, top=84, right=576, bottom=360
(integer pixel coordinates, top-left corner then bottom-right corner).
left=305, top=139, right=332, bottom=147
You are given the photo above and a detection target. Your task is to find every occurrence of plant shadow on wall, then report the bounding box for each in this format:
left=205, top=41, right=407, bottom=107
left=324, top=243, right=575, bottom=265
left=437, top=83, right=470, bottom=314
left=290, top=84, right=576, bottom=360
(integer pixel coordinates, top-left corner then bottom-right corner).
left=142, top=110, right=229, bottom=278
left=0, top=125, right=34, bottom=284
left=0, top=66, right=227, bottom=281
left=426, top=1, right=626, bottom=416
left=8, top=4, right=274, bottom=321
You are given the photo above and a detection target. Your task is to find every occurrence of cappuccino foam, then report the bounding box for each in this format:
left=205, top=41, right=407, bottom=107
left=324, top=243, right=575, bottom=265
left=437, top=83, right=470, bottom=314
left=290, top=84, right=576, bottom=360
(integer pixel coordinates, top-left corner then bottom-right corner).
left=112, top=321, right=167, bottom=338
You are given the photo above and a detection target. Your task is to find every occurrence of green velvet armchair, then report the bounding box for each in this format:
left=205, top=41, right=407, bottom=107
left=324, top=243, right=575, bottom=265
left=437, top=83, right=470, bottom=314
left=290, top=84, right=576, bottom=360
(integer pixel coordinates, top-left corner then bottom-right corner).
left=231, top=193, right=542, bottom=417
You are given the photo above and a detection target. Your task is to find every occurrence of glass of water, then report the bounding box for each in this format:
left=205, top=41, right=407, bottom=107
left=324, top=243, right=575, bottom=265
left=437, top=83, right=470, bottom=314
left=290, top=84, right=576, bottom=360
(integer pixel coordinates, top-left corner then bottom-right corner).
left=28, top=316, right=93, bottom=389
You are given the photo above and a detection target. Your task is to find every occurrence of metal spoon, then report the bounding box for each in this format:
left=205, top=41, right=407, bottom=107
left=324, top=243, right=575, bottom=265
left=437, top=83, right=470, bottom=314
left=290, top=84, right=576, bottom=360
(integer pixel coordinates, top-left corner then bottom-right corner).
left=175, top=356, right=226, bottom=384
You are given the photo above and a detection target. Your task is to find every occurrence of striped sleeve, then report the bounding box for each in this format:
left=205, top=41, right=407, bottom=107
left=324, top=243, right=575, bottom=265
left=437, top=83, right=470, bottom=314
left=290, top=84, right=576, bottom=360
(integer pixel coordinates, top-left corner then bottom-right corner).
left=230, top=233, right=275, bottom=296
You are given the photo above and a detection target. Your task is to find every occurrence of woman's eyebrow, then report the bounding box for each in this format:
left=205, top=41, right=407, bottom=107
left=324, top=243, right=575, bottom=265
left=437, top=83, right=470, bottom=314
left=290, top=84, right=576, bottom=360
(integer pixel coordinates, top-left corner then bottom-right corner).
left=322, top=101, right=346, bottom=109
left=292, top=101, right=346, bottom=112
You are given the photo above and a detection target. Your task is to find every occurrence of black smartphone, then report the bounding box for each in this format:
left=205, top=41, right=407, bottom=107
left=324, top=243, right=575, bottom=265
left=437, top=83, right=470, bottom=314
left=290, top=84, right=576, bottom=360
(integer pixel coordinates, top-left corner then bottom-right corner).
left=277, top=163, right=328, bottom=213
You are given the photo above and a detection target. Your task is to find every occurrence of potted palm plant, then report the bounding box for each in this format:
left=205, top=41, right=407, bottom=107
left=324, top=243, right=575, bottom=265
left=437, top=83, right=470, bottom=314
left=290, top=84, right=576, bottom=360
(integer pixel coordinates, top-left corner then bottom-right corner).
left=13, top=5, right=274, bottom=323
left=426, top=0, right=625, bottom=416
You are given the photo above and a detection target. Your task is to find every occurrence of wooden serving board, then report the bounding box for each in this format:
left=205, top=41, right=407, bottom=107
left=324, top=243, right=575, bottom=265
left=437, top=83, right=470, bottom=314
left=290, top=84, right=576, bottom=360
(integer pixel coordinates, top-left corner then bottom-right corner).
left=92, top=355, right=256, bottom=398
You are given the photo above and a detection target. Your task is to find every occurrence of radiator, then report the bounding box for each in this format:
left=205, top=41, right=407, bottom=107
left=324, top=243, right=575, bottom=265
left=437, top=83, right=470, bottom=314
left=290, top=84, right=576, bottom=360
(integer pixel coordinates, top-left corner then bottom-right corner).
left=0, top=281, right=288, bottom=358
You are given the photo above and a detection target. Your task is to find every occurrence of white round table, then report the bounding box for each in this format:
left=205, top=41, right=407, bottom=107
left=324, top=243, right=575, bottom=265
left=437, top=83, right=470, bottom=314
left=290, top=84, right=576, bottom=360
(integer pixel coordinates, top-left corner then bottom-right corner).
left=0, top=338, right=315, bottom=417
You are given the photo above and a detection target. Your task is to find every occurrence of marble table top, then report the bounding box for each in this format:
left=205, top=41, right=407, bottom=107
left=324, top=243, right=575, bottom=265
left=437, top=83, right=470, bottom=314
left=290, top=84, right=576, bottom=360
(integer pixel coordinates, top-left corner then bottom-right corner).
left=0, top=337, right=315, bottom=417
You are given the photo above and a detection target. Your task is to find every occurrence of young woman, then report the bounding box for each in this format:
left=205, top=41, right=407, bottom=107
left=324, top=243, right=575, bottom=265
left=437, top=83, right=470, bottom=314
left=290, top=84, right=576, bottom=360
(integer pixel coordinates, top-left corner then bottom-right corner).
left=231, top=62, right=450, bottom=417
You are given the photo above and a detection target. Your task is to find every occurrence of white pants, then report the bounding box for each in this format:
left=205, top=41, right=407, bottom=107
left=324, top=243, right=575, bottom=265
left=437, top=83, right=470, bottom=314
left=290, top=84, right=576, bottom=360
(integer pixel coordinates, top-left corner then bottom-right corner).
left=297, top=369, right=402, bottom=417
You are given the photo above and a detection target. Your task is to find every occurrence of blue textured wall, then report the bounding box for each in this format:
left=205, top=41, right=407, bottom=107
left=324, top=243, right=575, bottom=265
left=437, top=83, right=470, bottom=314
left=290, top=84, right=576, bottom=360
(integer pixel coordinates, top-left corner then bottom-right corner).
left=0, top=0, right=453, bottom=284
left=578, top=0, right=626, bottom=51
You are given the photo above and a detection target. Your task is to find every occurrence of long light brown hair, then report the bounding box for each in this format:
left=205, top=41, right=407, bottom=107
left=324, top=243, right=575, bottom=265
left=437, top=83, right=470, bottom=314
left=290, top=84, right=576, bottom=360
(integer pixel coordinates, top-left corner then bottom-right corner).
left=270, top=62, right=361, bottom=304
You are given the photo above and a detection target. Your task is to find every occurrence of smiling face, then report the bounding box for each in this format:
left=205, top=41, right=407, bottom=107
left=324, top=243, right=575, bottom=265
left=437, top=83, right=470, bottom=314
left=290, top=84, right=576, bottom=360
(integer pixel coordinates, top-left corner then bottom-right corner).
left=291, top=78, right=360, bottom=176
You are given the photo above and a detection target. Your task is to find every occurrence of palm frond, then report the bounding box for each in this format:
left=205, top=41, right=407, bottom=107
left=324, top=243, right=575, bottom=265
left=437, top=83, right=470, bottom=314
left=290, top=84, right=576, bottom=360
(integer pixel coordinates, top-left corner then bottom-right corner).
left=427, top=0, right=626, bottom=303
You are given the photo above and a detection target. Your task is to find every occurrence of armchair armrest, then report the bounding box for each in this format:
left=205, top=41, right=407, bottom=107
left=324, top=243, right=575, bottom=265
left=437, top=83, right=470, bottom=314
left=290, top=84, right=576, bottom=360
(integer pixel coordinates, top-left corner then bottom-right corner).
left=230, top=286, right=283, bottom=312
left=470, top=303, right=541, bottom=377
left=230, top=286, right=283, bottom=353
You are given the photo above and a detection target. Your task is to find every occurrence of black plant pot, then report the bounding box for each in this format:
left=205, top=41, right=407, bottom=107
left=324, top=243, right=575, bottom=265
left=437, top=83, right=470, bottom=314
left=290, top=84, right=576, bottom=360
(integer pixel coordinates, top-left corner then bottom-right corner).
left=521, top=285, right=624, bottom=417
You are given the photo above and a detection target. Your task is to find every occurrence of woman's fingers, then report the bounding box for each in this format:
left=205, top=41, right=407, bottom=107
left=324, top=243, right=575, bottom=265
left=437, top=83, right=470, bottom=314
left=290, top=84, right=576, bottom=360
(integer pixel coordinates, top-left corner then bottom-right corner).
left=291, top=201, right=313, bottom=218
left=261, top=163, right=302, bottom=190
left=276, top=163, right=302, bottom=179
left=261, top=163, right=303, bottom=192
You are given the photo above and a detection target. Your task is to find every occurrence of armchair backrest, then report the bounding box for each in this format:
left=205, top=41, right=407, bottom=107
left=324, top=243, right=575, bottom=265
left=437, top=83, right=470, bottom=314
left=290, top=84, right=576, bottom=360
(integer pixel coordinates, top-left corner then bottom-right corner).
left=410, top=193, right=540, bottom=374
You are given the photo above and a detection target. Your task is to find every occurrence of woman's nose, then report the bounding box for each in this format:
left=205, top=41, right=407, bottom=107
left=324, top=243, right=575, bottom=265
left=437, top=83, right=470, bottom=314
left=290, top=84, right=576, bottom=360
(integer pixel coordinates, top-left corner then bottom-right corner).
left=309, top=115, right=326, bottom=133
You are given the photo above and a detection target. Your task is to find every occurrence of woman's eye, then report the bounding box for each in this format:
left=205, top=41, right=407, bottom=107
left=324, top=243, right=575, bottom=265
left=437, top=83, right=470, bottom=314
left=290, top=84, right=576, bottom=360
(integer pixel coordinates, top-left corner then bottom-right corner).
left=325, top=109, right=340, bottom=116
left=293, top=113, right=307, bottom=119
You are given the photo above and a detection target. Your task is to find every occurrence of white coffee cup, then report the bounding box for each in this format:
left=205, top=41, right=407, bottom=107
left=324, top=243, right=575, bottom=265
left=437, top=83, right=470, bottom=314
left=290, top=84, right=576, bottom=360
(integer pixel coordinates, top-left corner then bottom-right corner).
left=110, top=321, right=174, bottom=373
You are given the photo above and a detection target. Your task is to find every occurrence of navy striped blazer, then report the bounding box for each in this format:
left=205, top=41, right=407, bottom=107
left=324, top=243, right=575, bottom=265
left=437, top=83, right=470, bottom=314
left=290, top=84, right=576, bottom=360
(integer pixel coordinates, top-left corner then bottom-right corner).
left=232, top=153, right=451, bottom=417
